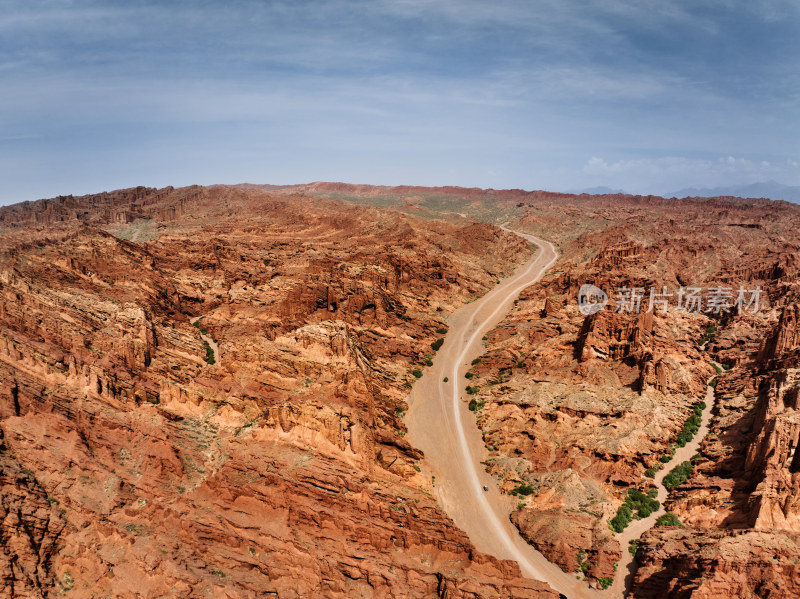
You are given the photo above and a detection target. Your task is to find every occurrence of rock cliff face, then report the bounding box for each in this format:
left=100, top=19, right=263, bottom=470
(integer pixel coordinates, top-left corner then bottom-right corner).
left=632, top=528, right=800, bottom=598
left=641, top=375, right=800, bottom=597
left=0, top=186, right=202, bottom=229
left=0, top=428, right=68, bottom=597
left=759, top=303, right=800, bottom=365
left=0, top=186, right=556, bottom=598
left=620, top=236, right=800, bottom=592
left=576, top=309, right=653, bottom=364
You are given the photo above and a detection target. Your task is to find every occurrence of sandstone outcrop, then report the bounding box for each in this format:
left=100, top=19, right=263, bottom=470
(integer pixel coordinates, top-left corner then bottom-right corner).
left=632, top=528, right=800, bottom=598
left=0, top=186, right=556, bottom=598
left=759, top=303, right=800, bottom=366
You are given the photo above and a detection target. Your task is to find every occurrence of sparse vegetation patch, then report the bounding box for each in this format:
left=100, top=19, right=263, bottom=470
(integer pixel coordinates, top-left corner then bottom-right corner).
left=663, top=461, right=693, bottom=488
left=610, top=488, right=660, bottom=533
left=656, top=512, right=683, bottom=526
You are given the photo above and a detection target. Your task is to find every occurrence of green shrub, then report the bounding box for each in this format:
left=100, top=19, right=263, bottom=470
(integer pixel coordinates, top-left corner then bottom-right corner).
left=509, top=482, right=534, bottom=496
left=436, top=327, right=448, bottom=335
left=443, top=377, right=449, bottom=382
left=599, top=577, right=614, bottom=589
left=465, top=371, right=474, bottom=379
left=412, top=369, right=423, bottom=379
left=610, top=488, right=660, bottom=532
left=644, top=465, right=660, bottom=478
left=655, top=512, right=683, bottom=527
left=627, top=488, right=659, bottom=517
left=468, top=398, right=484, bottom=411
left=471, top=358, right=482, bottom=365
left=203, top=341, right=216, bottom=365
left=423, top=354, right=433, bottom=366
left=610, top=505, right=632, bottom=533
left=671, top=401, right=705, bottom=451
left=699, top=325, right=717, bottom=346
left=663, top=461, right=693, bottom=488
left=628, top=540, right=638, bottom=557
left=710, top=361, right=722, bottom=374
left=431, top=338, right=444, bottom=351
left=466, top=385, right=479, bottom=395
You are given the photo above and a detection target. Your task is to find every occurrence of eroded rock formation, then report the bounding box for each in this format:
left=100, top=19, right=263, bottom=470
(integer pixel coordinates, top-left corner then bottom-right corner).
left=4, top=182, right=800, bottom=596
left=0, top=186, right=555, bottom=598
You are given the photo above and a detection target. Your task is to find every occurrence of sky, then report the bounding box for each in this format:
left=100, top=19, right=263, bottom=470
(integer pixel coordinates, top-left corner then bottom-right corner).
left=1, top=0, right=799, bottom=204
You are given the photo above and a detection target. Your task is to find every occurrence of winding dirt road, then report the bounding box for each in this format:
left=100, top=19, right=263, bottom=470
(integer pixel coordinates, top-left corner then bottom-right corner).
left=406, top=226, right=719, bottom=598
left=406, top=230, right=605, bottom=599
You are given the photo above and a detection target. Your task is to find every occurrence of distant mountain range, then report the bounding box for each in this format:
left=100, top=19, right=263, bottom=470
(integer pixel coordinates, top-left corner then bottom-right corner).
left=567, top=186, right=627, bottom=195
left=565, top=181, right=800, bottom=204
left=667, top=181, right=800, bottom=203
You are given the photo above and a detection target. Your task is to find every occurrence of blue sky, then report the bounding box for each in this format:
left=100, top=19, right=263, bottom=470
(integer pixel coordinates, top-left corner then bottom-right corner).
left=1, top=0, right=798, bottom=204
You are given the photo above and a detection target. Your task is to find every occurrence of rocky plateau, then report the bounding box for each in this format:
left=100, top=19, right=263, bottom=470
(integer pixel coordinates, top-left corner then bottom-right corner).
left=2, top=182, right=800, bottom=598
